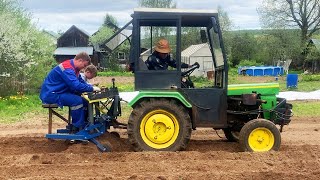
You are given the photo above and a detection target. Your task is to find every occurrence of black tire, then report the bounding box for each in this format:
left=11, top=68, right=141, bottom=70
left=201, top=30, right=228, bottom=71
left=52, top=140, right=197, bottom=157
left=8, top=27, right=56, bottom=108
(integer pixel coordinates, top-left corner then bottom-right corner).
left=223, top=128, right=239, bottom=142
left=110, top=131, right=121, bottom=138
left=127, top=98, right=192, bottom=151
left=239, top=119, right=281, bottom=152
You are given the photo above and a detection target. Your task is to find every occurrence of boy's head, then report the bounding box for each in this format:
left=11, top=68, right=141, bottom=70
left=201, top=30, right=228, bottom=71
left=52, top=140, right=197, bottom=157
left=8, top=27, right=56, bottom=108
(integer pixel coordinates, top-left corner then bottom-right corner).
left=84, top=65, right=98, bottom=79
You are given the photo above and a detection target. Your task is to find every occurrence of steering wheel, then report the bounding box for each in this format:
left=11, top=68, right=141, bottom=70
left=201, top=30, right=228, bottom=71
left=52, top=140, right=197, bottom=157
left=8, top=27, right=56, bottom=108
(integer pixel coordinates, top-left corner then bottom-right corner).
left=181, top=62, right=200, bottom=77
left=181, top=62, right=200, bottom=88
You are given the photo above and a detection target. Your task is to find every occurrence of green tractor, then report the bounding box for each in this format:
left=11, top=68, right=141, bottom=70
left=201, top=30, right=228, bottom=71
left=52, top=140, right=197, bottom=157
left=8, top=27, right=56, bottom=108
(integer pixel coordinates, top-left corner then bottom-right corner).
left=123, top=8, right=292, bottom=152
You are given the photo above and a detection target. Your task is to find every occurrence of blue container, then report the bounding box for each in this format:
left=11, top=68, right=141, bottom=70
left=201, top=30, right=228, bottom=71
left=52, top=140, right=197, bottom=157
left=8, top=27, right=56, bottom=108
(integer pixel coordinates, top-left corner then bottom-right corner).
left=280, top=67, right=284, bottom=75
left=254, top=68, right=264, bottom=76
left=275, top=67, right=284, bottom=76
left=286, top=74, right=298, bottom=88
left=273, top=67, right=280, bottom=76
left=238, top=66, right=284, bottom=76
left=264, top=68, right=273, bottom=76
left=246, top=69, right=254, bottom=76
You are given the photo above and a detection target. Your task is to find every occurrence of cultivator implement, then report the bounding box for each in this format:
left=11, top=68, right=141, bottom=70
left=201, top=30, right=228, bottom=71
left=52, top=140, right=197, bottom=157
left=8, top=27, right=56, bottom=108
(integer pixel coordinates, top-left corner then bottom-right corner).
left=45, top=80, right=125, bottom=152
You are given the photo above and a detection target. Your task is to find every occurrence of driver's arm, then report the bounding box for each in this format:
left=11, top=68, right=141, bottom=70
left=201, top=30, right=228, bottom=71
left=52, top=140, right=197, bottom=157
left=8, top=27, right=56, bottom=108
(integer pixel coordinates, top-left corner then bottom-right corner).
left=167, top=57, right=190, bottom=69
left=181, top=63, right=191, bottom=68
left=145, top=56, right=157, bottom=70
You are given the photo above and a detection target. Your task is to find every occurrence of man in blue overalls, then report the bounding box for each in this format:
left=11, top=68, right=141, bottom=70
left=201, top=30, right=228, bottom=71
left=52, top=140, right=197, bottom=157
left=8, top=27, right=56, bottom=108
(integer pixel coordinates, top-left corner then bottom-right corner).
left=40, top=52, right=100, bottom=131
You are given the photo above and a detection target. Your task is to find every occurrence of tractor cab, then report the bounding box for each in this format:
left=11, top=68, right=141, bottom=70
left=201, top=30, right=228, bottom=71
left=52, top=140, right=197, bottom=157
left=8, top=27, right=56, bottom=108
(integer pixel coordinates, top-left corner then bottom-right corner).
left=130, top=8, right=227, bottom=90
left=129, top=8, right=228, bottom=128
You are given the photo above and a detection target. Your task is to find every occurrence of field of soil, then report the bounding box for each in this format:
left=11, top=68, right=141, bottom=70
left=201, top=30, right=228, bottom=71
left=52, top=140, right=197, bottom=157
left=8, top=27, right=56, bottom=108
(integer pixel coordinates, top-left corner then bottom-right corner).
left=1, top=76, right=319, bottom=179
left=0, top=113, right=319, bottom=179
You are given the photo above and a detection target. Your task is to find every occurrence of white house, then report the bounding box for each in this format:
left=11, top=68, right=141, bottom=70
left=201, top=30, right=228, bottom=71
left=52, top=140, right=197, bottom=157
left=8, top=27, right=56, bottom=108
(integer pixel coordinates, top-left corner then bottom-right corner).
left=181, top=43, right=214, bottom=77
left=140, top=43, right=214, bottom=78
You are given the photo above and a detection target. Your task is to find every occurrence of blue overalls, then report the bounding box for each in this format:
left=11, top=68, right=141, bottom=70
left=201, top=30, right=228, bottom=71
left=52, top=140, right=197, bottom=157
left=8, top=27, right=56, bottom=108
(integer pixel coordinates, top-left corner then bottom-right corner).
left=40, top=59, right=93, bottom=128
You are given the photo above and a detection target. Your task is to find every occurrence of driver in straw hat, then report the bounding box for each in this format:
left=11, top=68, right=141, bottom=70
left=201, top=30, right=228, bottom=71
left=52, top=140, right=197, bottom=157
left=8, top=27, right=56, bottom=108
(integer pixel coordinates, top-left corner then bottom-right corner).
left=145, top=38, right=191, bottom=70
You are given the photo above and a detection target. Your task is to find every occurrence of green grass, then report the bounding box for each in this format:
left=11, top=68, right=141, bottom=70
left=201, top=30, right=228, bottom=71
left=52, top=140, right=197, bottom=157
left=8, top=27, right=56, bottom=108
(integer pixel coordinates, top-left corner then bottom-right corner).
left=277, top=74, right=320, bottom=92
left=279, top=80, right=320, bottom=92
left=195, top=72, right=320, bottom=92
left=0, top=95, right=44, bottom=123
left=1, top=71, right=319, bottom=123
left=192, top=76, right=212, bottom=87
left=0, top=94, right=318, bottom=124
left=98, top=71, right=133, bottom=77
left=100, top=82, right=134, bottom=92
left=290, top=101, right=320, bottom=118
left=299, top=74, right=320, bottom=81
left=101, top=69, right=320, bottom=92
left=120, top=102, right=132, bottom=121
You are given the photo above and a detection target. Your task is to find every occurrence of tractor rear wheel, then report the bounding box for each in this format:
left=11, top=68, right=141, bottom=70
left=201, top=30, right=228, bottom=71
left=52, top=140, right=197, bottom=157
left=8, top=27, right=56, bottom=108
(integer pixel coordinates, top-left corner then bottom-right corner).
left=128, top=98, right=192, bottom=151
left=239, top=119, right=281, bottom=152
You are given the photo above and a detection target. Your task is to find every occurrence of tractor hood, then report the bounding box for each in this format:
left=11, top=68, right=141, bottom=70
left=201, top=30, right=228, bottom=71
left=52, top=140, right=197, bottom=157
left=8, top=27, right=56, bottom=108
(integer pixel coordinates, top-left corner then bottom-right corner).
left=228, top=83, right=279, bottom=96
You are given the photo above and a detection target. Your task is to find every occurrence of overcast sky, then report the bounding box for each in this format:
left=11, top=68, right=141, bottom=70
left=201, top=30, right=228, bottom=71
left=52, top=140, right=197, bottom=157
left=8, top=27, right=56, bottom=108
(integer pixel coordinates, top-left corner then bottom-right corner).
left=21, top=0, right=263, bottom=34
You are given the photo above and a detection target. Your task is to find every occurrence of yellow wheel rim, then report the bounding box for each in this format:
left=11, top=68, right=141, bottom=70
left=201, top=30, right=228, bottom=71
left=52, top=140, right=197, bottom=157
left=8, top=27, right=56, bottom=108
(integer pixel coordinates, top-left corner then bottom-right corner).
left=248, top=128, right=275, bottom=152
left=140, top=109, right=179, bottom=149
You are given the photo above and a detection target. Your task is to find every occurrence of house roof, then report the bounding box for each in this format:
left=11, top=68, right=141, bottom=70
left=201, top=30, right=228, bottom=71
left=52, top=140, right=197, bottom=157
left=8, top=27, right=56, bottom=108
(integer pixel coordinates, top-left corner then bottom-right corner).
left=42, top=30, right=59, bottom=39
left=140, top=47, right=154, bottom=56
left=54, top=47, right=93, bottom=56
left=181, top=43, right=210, bottom=57
left=310, top=39, right=320, bottom=50
left=57, top=25, right=90, bottom=41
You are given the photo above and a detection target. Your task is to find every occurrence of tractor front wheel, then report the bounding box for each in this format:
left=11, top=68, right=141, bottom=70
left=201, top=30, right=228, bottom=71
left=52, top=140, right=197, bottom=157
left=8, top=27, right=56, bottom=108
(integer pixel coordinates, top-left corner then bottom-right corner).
left=239, top=119, right=281, bottom=152
left=128, top=98, right=191, bottom=151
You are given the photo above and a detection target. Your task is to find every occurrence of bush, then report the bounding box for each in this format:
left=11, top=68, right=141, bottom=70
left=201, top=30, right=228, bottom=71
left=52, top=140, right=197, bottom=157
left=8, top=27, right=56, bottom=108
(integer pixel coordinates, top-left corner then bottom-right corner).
left=237, top=59, right=263, bottom=67
left=0, top=0, right=55, bottom=96
left=300, top=74, right=320, bottom=82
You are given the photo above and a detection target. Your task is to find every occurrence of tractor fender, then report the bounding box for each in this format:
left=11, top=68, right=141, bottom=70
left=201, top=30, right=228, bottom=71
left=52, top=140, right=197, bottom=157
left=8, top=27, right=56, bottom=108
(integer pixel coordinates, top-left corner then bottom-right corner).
left=128, top=91, right=192, bottom=108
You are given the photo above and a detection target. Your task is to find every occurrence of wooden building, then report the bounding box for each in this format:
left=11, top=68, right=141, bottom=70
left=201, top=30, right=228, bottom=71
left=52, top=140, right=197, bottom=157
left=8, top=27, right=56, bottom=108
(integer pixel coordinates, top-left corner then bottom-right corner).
left=305, top=39, right=320, bottom=73
left=53, top=25, right=99, bottom=66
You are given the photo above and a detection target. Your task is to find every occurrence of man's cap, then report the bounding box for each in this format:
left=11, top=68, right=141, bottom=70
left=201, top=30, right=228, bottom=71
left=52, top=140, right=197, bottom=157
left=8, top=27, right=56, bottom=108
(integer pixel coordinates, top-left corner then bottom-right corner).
left=155, top=39, right=171, bottom=53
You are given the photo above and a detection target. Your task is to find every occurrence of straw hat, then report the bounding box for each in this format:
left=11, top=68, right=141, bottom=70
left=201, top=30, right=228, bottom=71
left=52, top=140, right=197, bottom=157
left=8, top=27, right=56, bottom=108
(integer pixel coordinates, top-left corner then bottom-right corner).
left=154, top=39, right=171, bottom=53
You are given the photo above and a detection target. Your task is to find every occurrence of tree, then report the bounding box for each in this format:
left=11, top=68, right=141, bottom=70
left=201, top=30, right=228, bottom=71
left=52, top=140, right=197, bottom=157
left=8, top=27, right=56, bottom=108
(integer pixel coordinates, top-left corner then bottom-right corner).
left=139, top=0, right=176, bottom=8
left=90, top=14, right=130, bottom=71
left=103, top=13, right=118, bottom=29
left=258, top=0, right=320, bottom=71
left=258, top=0, right=320, bottom=43
left=229, top=33, right=257, bottom=66
left=90, top=14, right=118, bottom=45
left=139, top=0, right=176, bottom=41
left=0, top=0, right=55, bottom=96
left=218, top=6, right=233, bottom=33
left=217, top=6, right=233, bottom=59
left=253, top=29, right=301, bottom=65
left=305, top=45, right=320, bottom=73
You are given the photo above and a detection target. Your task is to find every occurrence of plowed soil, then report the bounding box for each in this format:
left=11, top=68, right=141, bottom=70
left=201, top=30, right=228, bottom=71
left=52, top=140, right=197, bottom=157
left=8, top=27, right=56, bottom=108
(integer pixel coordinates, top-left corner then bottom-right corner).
left=0, top=114, right=319, bottom=180
left=1, top=76, right=319, bottom=179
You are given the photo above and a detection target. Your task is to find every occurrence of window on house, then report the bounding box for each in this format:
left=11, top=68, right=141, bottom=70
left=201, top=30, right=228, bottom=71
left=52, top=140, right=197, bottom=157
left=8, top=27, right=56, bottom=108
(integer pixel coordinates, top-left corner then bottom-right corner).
left=118, top=52, right=125, bottom=60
